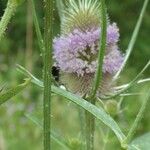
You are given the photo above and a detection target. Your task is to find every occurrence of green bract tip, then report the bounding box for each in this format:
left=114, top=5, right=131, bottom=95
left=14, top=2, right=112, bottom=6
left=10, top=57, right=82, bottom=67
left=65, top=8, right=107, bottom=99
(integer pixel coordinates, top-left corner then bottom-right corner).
left=61, top=0, right=102, bottom=33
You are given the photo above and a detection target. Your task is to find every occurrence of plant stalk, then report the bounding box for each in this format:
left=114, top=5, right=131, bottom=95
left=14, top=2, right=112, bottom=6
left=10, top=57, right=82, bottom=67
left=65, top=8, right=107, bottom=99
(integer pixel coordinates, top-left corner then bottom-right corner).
left=90, top=0, right=107, bottom=99
left=85, top=99, right=96, bottom=150
left=85, top=0, right=107, bottom=150
left=0, top=0, right=18, bottom=41
left=43, top=0, right=53, bottom=149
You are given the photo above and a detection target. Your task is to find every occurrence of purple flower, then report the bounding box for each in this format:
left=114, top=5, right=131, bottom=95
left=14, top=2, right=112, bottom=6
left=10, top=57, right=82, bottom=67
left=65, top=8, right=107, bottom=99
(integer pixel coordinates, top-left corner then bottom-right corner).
left=53, top=23, right=124, bottom=76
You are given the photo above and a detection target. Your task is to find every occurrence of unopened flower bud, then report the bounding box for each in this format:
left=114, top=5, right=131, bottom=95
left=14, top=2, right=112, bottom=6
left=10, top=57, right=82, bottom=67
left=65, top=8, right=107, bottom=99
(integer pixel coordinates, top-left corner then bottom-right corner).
left=104, top=100, right=119, bottom=116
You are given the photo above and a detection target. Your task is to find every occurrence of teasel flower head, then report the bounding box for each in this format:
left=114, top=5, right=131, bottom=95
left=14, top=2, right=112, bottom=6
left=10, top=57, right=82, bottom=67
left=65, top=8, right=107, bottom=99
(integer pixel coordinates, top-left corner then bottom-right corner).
left=53, top=0, right=124, bottom=97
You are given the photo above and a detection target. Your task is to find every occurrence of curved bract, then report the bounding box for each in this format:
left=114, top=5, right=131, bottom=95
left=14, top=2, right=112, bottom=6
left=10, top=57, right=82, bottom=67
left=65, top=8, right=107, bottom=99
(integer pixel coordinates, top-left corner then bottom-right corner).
left=61, top=0, right=102, bottom=34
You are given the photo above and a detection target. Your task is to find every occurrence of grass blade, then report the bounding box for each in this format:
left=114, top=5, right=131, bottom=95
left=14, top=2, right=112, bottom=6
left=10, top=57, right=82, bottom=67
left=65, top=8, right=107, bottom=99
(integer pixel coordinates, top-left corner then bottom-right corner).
left=31, top=0, right=44, bottom=55
left=114, top=0, right=149, bottom=80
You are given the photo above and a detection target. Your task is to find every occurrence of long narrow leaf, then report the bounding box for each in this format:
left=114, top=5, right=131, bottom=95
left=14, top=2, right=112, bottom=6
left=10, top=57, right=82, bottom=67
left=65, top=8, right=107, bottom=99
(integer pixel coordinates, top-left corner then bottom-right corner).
left=17, top=66, right=126, bottom=143
left=51, top=85, right=126, bottom=143
left=31, top=0, right=44, bottom=55
left=0, top=79, right=31, bottom=105
left=114, top=0, right=149, bottom=80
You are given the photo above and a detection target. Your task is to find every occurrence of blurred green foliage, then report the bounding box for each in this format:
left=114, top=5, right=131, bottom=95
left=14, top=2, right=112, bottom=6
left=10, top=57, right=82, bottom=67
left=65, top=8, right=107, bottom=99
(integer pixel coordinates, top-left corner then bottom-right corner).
left=0, top=0, right=149, bottom=150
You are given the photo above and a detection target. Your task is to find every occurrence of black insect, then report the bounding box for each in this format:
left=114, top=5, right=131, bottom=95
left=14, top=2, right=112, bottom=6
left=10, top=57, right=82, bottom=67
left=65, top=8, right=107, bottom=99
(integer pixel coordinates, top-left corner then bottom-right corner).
left=52, top=66, right=60, bottom=82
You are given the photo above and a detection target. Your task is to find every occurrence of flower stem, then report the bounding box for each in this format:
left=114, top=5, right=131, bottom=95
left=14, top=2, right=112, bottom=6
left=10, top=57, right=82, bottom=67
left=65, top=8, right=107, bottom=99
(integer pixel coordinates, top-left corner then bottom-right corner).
left=85, top=1, right=107, bottom=149
left=43, top=0, right=53, bottom=149
left=0, top=0, right=18, bottom=41
left=90, top=0, right=107, bottom=98
left=85, top=99, right=95, bottom=150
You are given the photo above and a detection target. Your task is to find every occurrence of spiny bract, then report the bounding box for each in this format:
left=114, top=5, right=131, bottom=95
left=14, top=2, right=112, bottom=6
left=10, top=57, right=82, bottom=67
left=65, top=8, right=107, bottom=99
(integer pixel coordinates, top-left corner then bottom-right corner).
left=61, top=0, right=101, bottom=34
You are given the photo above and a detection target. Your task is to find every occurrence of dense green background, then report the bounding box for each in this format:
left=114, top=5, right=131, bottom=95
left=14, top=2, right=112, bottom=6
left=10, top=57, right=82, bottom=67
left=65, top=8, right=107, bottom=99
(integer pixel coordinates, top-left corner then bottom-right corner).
left=0, top=0, right=149, bottom=150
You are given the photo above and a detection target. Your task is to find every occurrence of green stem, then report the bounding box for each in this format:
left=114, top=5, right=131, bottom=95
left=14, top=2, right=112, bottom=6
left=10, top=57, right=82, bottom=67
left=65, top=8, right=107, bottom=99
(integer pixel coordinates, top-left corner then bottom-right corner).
left=90, top=0, right=107, bottom=99
left=85, top=99, right=96, bottom=150
left=78, top=107, right=86, bottom=150
left=122, top=90, right=150, bottom=148
left=102, top=129, right=110, bottom=150
left=43, top=0, right=53, bottom=149
left=85, top=1, right=107, bottom=150
left=0, top=0, right=18, bottom=41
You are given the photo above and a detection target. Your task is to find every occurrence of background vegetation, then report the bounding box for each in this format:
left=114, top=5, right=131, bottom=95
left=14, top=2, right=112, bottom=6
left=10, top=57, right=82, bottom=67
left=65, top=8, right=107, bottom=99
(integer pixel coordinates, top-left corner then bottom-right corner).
left=0, top=0, right=149, bottom=149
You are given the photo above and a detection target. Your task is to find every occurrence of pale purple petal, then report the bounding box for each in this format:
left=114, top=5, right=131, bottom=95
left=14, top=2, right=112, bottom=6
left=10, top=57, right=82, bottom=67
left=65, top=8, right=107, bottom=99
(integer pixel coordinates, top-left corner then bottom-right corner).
left=53, top=23, right=123, bottom=76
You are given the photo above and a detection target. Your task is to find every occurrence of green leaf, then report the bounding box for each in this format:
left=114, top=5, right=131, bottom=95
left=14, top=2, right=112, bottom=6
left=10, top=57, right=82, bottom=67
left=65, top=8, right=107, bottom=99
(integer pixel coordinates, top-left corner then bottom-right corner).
left=17, top=64, right=43, bottom=86
left=114, top=0, right=149, bottom=80
left=0, top=79, right=31, bottom=105
left=128, top=133, right=150, bottom=150
left=17, top=66, right=126, bottom=144
left=25, top=113, right=71, bottom=150
left=31, top=0, right=44, bottom=56
left=51, top=86, right=126, bottom=143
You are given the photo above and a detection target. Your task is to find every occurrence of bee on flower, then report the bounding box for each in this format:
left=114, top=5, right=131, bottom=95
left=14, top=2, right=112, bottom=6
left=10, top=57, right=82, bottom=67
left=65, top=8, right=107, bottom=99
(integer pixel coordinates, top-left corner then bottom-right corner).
left=53, top=0, right=124, bottom=97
